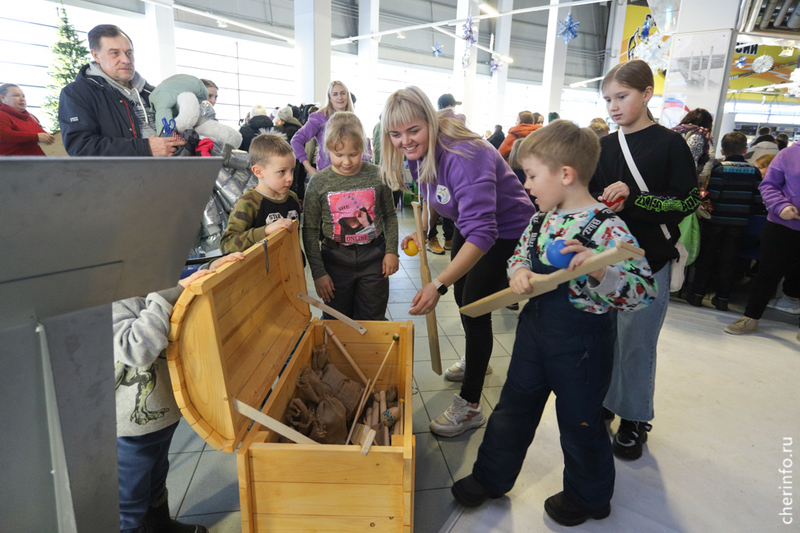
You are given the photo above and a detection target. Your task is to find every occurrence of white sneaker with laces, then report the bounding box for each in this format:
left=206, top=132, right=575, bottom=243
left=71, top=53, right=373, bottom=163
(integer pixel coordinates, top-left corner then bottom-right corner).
left=768, top=295, right=800, bottom=315
left=429, top=394, right=486, bottom=437
left=444, top=356, right=493, bottom=382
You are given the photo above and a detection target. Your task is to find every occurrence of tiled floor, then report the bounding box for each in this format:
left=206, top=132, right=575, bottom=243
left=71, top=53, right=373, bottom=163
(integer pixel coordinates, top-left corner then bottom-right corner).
left=167, top=209, right=800, bottom=532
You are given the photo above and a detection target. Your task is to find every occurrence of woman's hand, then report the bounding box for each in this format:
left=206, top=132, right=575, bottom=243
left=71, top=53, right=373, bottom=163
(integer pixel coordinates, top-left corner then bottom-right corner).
left=304, top=161, right=318, bottom=177
left=599, top=181, right=630, bottom=212
left=315, top=275, right=335, bottom=302
left=382, top=253, right=399, bottom=278
left=401, top=232, right=425, bottom=253
left=560, top=239, right=605, bottom=281
left=38, top=132, right=55, bottom=145
left=409, top=282, right=441, bottom=316
left=780, top=206, right=800, bottom=221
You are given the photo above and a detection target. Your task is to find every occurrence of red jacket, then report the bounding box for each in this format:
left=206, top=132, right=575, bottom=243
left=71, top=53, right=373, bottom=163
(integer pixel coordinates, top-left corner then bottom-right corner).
left=0, top=103, right=47, bottom=156
left=498, top=123, right=542, bottom=162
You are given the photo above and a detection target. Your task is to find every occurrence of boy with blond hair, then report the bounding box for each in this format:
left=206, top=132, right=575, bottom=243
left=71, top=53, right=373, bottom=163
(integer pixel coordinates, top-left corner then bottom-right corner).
left=220, top=134, right=300, bottom=253
left=451, top=120, right=657, bottom=527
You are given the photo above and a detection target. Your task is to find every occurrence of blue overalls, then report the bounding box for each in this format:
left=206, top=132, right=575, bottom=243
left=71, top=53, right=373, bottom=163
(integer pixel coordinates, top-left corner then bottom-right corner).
left=471, top=253, right=617, bottom=511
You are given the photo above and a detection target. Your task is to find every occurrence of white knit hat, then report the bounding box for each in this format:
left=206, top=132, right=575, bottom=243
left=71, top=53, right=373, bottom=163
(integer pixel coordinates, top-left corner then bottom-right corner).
left=251, top=104, right=267, bottom=117
left=278, top=106, right=293, bottom=121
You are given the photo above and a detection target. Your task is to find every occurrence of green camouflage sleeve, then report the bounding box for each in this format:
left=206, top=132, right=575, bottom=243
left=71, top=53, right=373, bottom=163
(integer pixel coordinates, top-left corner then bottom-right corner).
left=219, top=192, right=265, bottom=253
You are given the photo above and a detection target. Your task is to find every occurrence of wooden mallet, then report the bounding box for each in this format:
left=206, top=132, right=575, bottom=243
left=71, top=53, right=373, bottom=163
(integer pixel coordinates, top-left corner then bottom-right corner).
left=323, top=324, right=369, bottom=385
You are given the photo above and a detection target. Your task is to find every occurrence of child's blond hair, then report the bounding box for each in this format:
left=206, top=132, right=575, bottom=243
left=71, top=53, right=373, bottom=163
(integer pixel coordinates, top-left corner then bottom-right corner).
left=324, top=111, right=366, bottom=154
left=755, top=153, right=776, bottom=169
left=517, top=120, right=600, bottom=185
left=249, top=133, right=294, bottom=168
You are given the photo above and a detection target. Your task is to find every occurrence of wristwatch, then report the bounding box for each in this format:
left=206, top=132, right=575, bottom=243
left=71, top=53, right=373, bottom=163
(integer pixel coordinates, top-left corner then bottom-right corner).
left=433, top=278, right=448, bottom=295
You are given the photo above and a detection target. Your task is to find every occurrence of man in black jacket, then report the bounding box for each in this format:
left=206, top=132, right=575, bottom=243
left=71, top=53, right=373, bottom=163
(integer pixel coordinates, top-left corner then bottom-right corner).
left=487, top=124, right=505, bottom=150
left=58, top=24, right=184, bottom=157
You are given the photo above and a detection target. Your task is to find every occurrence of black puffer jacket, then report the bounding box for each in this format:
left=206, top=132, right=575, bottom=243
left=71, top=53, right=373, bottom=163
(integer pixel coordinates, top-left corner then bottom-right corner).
left=239, top=115, right=274, bottom=151
left=58, top=63, right=154, bottom=156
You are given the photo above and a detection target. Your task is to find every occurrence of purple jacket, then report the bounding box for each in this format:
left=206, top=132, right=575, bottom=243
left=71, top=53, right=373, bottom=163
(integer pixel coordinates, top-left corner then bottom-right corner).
left=760, top=143, right=800, bottom=231
left=290, top=111, right=372, bottom=172
left=410, top=135, right=535, bottom=253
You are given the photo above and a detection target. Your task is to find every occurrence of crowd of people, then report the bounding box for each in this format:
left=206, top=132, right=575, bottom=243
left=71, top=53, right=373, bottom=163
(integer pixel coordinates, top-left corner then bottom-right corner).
left=3, top=20, right=800, bottom=531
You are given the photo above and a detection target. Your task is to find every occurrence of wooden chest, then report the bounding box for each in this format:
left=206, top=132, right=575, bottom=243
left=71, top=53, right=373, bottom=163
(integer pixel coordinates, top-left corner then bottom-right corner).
left=166, top=227, right=416, bottom=532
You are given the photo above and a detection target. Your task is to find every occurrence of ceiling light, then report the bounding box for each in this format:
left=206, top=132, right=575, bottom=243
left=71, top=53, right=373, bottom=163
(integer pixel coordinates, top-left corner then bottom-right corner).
left=397, top=31, right=406, bottom=39
left=499, top=55, right=513, bottom=64
left=216, top=19, right=228, bottom=28
left=479, top=3, right=500, bottom=16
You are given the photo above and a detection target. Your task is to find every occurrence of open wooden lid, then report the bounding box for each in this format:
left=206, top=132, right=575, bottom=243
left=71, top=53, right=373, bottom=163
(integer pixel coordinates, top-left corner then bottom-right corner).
left=166, top=227, right=310, bottom=452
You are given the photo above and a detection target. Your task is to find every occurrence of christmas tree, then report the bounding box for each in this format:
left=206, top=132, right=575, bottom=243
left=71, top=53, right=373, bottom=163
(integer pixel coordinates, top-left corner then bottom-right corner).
left=43, top=4, right=89, bottom=131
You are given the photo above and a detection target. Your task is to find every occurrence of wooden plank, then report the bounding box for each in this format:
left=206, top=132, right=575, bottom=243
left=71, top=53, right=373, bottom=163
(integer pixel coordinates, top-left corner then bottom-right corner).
left=300, top=293, right=367, bottom=334
left=217, top=272, right=282, bottom=350
left=212, top=243, right=279, bottom=317
left=411, top=201, right=442, bottom=375
left=168, top=289, right=196, bottom=342
left=320, top=321, right=401, bottom=344
left=253, top=514, right=403, bottom=532
left=324, top=324, right=369, bottom=384
left=233, top=399, right=319, bottom=445
left=326, top=363, right=400, bottom=390
left=221, top=285, right=285, bottom=365
left=238, top=445, right=254, bottom=533
left=247, top=446, right=403, bottom=484
left=460, top=241, right=646, bottom=317
left=182, top=403, right=201, bottom=426
left=179, top=292, right=236, bottom=441
left=251, top=482, right=404, bottom=517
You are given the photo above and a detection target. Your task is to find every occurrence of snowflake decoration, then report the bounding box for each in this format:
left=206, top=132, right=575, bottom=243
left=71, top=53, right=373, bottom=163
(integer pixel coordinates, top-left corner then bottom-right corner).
left=788, top=83, right=800, bottom=98
left=734, top=55, right=746, bottom=69
left=432, top=42, right=443, bottom=57
left=461, top=17, right=477, bottom=47
left=790, top=69, right=800, bottom=83
left=751, top=54, right=775, bottom=74
left=632, top=33, right=672, bottom=74
left=557, top=12, right=579, bottom=44
left=462, top=48, right=472, bottom=73
left=490, top=58, right=503, bottom=73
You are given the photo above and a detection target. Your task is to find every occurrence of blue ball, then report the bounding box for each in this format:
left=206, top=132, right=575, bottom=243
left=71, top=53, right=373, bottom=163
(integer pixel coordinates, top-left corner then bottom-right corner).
left=545, top=239, right=576, bottom=269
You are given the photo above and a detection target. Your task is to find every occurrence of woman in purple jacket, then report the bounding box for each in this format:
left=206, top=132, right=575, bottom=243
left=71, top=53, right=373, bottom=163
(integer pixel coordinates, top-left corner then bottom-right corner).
left=291, top=80, right=356, bottom=176
left=726, top=142, right=800, bottom=338
left=380, top=86, right=536, bottom=437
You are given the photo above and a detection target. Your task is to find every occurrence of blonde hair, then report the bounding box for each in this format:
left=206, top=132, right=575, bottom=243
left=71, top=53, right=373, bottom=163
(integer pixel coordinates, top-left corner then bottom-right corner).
left=508, top=138, right=525, bottom=170
left=588, top=118, right=610, bottom=137
left=517, top=120, right=600, bottom=185
left=320, top=80, right=354, bottom=118
left=249, top=134, right=294, bottom=168
left=324, top=111, right=366, bottom=154
left=380, top=86, right=482, bottom=187
left=601, top=59, right=656, bottom=123
left=755, top=153, right=776, bottom=170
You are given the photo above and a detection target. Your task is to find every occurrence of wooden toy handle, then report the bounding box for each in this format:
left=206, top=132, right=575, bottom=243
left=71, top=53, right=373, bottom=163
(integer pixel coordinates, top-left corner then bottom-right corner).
left=411, top=201, right=443, bottom=375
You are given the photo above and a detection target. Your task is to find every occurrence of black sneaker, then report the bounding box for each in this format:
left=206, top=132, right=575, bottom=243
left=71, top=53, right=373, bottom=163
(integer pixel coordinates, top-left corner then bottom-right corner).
left=544, top=491, right=610, bottom=527
left=603, top=407, right=615, bottom=421
left=451, top=474, right=503, bottom=507
left=613, top=419, right=651, bottom=460
left=712, top=296, right=729, bottom=311
left=685, top=293, right=704, bottom=307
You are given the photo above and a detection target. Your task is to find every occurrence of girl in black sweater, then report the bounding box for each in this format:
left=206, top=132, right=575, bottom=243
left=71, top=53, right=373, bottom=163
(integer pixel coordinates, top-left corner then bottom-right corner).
left=590, top=59, right=700, bottom=461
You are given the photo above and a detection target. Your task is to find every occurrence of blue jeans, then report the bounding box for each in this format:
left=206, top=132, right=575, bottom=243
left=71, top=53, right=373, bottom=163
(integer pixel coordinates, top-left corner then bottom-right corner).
left=604, top=263, right=671, bottom=422
left=472, top=260, right=616, bottom=511
left=117, top=422, right=179, bottom=533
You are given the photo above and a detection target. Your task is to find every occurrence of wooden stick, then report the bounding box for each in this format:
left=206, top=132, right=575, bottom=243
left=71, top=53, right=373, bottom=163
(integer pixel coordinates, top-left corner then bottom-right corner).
left=297, top=293, right=367, bottom=335
left=393, top=400, right=404, bottom=436
left=371, top=400, right=380, bottom=444
left=323, top=324, right=369, bottom=385
left=372, top=334, right=400, bottom=393
left=232, top=399, right=319, bottom=445
left=380, top=390, right=390, bottom=446
left=360, top=428, right=377, bottom=455
left=459, top=242, right=646, bottom=318
left=346, top=377, right=373, bottom=445
left=411, top=201, right=443, bottom=375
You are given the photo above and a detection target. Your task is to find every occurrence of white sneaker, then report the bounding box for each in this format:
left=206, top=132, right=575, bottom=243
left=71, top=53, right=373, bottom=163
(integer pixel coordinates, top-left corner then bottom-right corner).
left=768, top=295, right=800, bottom=315
left=429, top=394, right=486, bottom=437
left=444, top=356, right=493, bottom=382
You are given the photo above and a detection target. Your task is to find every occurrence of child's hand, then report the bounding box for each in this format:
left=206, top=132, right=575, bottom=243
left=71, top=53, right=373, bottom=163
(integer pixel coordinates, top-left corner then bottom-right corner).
left=265, top=218, right=294, bottom=236
left=178, top=269, right=212, bottom=289
left=599, top=181, right=629, bottom=212
left=401, top=232, right=425, bottom=253
left=382, top=253, right=399, bottom=278
left=560, top=239, right=605, bottom=282
left=780, top=206, right=800, bottom=220
left=315, top=275, right=335, bottom=302
left=510, top=268, right=540, bottom=295
left=209, top=252, right=246, bottom=271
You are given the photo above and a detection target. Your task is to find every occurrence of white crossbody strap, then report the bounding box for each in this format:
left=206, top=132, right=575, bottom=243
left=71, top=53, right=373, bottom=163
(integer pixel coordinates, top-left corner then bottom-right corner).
left=617, top=130, right=672, bottom=240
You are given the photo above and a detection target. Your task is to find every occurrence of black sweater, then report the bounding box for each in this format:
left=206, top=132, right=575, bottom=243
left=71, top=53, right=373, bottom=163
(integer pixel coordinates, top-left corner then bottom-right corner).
left=590, top=124, right=700, bottom=274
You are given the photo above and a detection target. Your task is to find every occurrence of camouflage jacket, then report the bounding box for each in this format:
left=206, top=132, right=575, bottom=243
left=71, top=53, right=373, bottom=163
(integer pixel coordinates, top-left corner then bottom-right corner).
left=220, top=188, right=301, bottom=253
